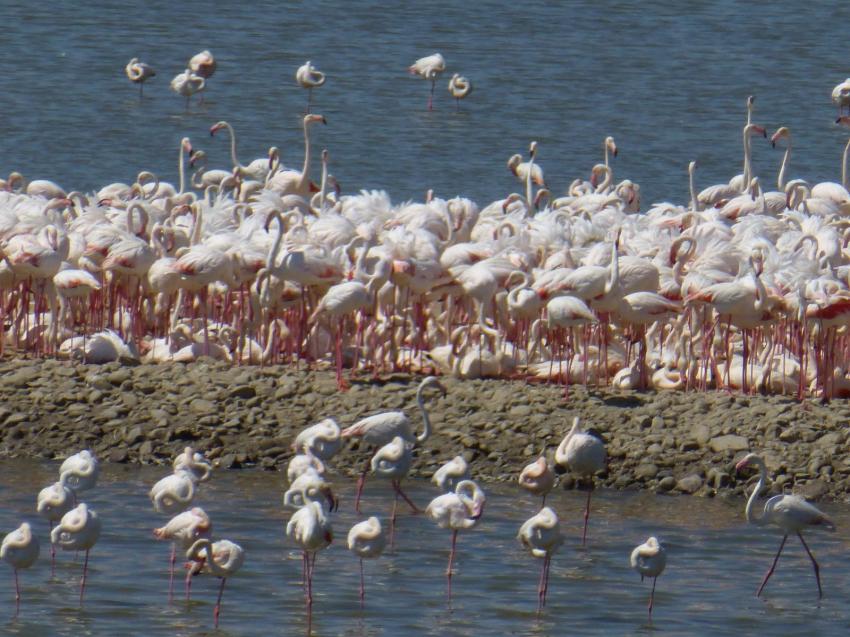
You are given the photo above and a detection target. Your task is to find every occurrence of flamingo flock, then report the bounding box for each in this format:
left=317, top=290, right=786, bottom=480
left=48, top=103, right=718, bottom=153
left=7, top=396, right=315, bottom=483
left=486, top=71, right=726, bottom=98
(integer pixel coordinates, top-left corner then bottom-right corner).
left=4, top=83, right=850, bottom=402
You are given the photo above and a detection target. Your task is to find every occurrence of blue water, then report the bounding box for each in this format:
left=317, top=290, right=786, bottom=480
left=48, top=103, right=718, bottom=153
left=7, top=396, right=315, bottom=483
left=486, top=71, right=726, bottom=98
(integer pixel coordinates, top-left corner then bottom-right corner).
left=0, top=461, right=848, bottom=636
left=2, top=1, right=849, bottom=208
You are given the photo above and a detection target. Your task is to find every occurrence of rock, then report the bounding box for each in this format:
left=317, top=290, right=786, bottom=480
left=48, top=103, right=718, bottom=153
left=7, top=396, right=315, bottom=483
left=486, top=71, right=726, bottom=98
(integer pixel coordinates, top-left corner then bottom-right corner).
left=109, top=448, right=129, bottom=463
left=509, top=405, right=532, bottom=418
left=676, top=474, right=703, bottom=494
left=797, top=479, right=828, bottom=501
left=190, top=398, right=216, bottom=415
left=2, top=367, right=39, bottom=387
left=779, top=428, right=800, bottom=443
left=635, top=463, right=659, bottom=480
left=692, top=424, right=711, bottom=446
left=657, top=476, right=676, bottom=492
left=815, top=432, right=843, bottom=449
left=230, top=385, right=257, bottom=400
left=709, top=435, right=748, bottom=453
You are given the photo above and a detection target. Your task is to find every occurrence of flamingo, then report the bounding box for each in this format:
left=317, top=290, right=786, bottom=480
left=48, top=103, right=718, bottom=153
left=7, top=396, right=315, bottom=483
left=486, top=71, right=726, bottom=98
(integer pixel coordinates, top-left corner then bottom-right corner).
left=283, top=470, right=338, bottom=512
left=0, top=522, right=39, bottom=614
left=370, top=436, right=416, bottom=545
left=447, top=73, right=472, bottom=111
left=296, top=60, right=326, bottom=112
left=554, top=416, right=606, bottom=545
left=189, top=50, right=216, bottom=79
left=173, top=446, right=213, bottom=482
left=185, top=538, right=244, bottom=628
left=832, top=78, right=850, bottom=117
left=154, top=507, right=213, bottom=601
left=125, top=57, right=156, bottom=98
left=517, top=507, right=563, bottom=612
left=341, top=375, right=446, bottom=512
left=287, top=454, right=326, bottom=483
left=59, top=449, right=99, bottom=495
left=293, top=418, right=342, bottom=461
left=51, top=503, right=101, bottom=604
left=432, top=455, right=470, bottom=493
left=170, top=68, right=205, bottom=109
left=149, top=470, right=199, bottom=515
left=209, top=121, right=276, bottom=181
left=425, top=479, right=486, bottom=604
left=518, top=457, right=556, bottom=507
left=286, top=501, right=333, bottom=609
left=736, top=453, right=835, bottom=598
left=630, top=536, right=666, bottom=618
left=408, top=53, right=446, bottom=110
left=266, top=113, right=326, bottom=198
left=36, top=481, right=73, bottom=574
left=347, top=517, right=386, bottom=606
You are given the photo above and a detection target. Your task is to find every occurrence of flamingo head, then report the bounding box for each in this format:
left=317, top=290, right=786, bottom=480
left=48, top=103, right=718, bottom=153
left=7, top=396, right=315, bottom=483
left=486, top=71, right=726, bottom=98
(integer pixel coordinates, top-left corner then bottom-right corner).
left=837, top=116, right=850, bottom=127
left=181, top=137, right=193, bottom=155
left=209, top=121, right=227, bottom=136
left=770, top=126, right=789, bottom=148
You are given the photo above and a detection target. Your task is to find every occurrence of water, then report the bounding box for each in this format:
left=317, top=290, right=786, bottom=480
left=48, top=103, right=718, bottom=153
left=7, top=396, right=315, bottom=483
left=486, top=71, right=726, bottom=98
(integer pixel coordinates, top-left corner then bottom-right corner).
left=0, top=459, right=848, bottom=635
left=1, top=2, right=849, bottom=208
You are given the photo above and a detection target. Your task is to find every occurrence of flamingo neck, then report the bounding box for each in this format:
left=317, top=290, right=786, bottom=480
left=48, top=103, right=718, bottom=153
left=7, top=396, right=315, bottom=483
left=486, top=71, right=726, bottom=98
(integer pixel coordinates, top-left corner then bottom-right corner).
left=777, top=141, right=791, bottom=191
left=525, top=159, right=534, bottom=215
left=415, top=383, right=434, bottom=443
left=297, top=120, right=313, bottom=192
left=689, top=165, right=698, bottom=211
left=744, top=458, right=768, bottom=526
left=178, top=144, right=186, bottom=195
left=842, top=138, right=850, bottom=190
left=266, top=212, right=284, bottom=268
left=223, top=123, right=242, bottom=171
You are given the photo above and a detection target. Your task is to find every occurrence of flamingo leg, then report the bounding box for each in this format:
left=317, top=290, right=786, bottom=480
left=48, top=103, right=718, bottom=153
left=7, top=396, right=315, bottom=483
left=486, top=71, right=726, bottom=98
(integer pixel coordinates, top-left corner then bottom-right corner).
left=389, top=488, right=398, bottom=550
left=797, top=532, right=823, bottom=598
left=13, top=568, right=20, bottom=614
left=428, top=78, right=436, bottom=111
left=168, top=543, right=176, bottom=602
left=757, top=534, right=787, bottom=597
left=185, top=564, right=193, bottom=601
left=581, top=483, right=593, bottom=546
left=648, top=575, right=657, bottom=617
left=49, top=519, right=56, bottom=577
left=446, top=529, right=458, bottom=604
left=359, top=558, right=365, bottom=609
left=392, top=479, right=421, bottom=513
left=536, top=557, right=546, bottom=613
left=79, top=549, right=90, bottom=605
left=213, top=577, right=226, bottom=628
left=354, top=456, right=370, bottom=513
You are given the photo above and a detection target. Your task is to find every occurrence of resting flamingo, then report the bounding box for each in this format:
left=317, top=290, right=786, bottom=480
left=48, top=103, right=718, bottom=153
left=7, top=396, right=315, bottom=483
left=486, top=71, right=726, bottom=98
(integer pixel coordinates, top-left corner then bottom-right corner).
left=51, top=503, right=101, bottom=604
left=170, top=68, right=205, bottom=109
left=286, top=501, right=333, bottom=610
left=189, top=50, right=216, bottom=79
left=518, top=456, right=556, bottom=508
left=832, top=78, right=850, bottom=117
left=447, top=73, right=472, bottom=111
left=347, top=517, right=386, bottom=607
left=408, top=52, right=446, bottom=111
left=59, top=449, right=99, bottom=495
left=736, top=452, right=835, bottom=598
left=125, top=57, right=156, bottom=98
left=630, top=536, right=666, bottom=618
left=36, top=481, right=73, bottom=575
left=341, top=375, right=446, bottom=512
left=425, top=479, right=485, bottom=604
left=1, top=522, right=39, bottom=615
left=173, top=446, right=212, bottom=483
left=517, top=507, right=563, bottom=612
left=370, top=436, right=416, bottom=546
left=293, top=418, right=342, bottom=462
left=432, top=455, right=470, bottom=492
left=554, top=416, right=606, bottom=545
left=185, top=538, right=244, bottom=628
left=296, top=60, right=326, bottom=112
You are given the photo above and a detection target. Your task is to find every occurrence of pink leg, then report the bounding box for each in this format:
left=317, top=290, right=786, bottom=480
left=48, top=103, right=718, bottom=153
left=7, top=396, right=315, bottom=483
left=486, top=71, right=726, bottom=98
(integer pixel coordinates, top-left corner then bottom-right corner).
left=79, top=549, right=90, bottom=605
left=798, top=532, right=823, bottom=598
left=213, top=577, right=226, bottom=628
left=389, top=490, right=398, bottom=550
left=581, top=484, right=593, bottom=546
left=392, top=479, right=421, bottom=513
left=168, top=543, right=176, bottom=602
left=354, top=470, right=367, bottom=514
left=648, top=576, right=657, bottom=617
left=13, top=569, right=20, bottom=615
left=428, top=78, right=436, bottom=111
left=446, top=529, right=458, bottom=604
left=49, top=520, right=56, bottom=577
left=536, top=557, right=546, bottom=613
left=359, top=558, right=365, bottom=609
left=185, top=565, right=193, bottom=601
left=757, top=534, right=787, bottom=597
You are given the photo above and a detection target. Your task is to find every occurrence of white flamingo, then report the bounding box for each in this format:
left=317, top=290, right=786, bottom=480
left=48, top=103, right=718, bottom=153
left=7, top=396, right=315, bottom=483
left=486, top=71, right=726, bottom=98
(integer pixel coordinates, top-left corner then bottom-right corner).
left=517, top=507, right=563, bottom=612
left=630, top=536, right=667, bottom=618
left=347, top=516, right=386, bottom=606
left=408, top=53, right=446, bottom=110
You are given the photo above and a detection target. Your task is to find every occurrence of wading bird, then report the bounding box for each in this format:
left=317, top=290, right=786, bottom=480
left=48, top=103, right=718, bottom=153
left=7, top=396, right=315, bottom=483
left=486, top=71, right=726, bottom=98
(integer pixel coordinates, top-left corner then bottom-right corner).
left=630, top=536, right=666, bottom=618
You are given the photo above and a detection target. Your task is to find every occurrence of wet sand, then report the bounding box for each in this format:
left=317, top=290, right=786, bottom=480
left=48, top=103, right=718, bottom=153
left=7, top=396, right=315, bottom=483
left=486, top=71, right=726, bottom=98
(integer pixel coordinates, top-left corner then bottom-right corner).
left=1, top=357, right=847, bottom=501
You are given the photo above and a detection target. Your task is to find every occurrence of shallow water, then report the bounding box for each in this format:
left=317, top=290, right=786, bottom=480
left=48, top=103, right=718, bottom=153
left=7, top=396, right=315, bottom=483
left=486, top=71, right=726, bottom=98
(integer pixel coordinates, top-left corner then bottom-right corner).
left=0, top=460, right=848, bottom=636
left=1, top=2, right=850, bottom=206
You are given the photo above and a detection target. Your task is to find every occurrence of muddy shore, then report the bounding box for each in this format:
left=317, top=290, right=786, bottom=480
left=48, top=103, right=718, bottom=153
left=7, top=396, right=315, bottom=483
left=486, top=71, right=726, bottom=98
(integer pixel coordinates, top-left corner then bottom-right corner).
left=0, top=357, right=847, bottom=502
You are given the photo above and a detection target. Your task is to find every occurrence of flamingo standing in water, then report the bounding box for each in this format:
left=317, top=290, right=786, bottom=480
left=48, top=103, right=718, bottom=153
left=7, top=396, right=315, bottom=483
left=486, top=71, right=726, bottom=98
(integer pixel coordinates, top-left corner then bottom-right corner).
left=293, top=418, right=342, bottom=462
left=370, top=436, right=416, bottom=546
left=51, top=503, right=101, bottom=604
left=347, top=516, right=386, bottom=607
left=517, top=507, right=563, bottom=612
left=125, top=57, right=156, bottom=98
left=154, top=507, right=213, bottom=601
left=409, top=53, right=446, bottom=111
left=59, top=449, right=99, bottom=496
left=296, top=60, right=326, bottom=112
left=1, top=522, right=39, bottom=614
left=286, top=501, right=333, bottom=610
left=832, top=78, right=850, bottom=117
left=518, top=457, right=556, bottom=508
left=432, top=455, right=470, bottom=492
left=341, top=375, right=446, bottom=512
left=447, top=73, right=472, bottom=111
left=185, top=537, right=244, bottom=628
left=630, top=536, right=666, bottom=618
left=555, top=417, right=606, bottom=545
left=736, top=453, right=835, bottom=598
left=425, top=479, right=485, bottom=604
left=170, top=68, right=205, bottom=109
left=36, top=481, right=73, bottom=575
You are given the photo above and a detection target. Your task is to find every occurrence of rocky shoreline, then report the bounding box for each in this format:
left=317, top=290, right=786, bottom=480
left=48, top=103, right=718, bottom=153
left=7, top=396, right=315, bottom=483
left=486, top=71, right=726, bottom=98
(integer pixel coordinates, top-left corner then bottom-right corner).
left=0, top=357, right=847, bottom=502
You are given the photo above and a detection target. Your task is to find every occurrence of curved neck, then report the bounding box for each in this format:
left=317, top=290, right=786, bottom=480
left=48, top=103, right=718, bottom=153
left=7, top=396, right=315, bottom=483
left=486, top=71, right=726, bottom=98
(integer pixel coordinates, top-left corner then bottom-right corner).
left=525, top=158, right=534, bottom=213
left=319, top=151, right=328, bottom=212
left=222, top=122, right=242, bottom=170
left=415, top=384, right=434, bottom=443
left=778, top=141, right=791, bottom=191
left=266, top=211, right=284, bottom=268
left=178, top=143, right=187, bottom=194
left=297, top=119, right=313, bottom=192
left=688, top=164, right=698, bottom=211
left=744, top=458, right=768, bottom=526
left=604, top=238, right=620, bottom=294
left=743, top=127, right=752, bottom=186
left=594, top=167, right=612, bottom=193
left=843, top=138, right=850, bottom=190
